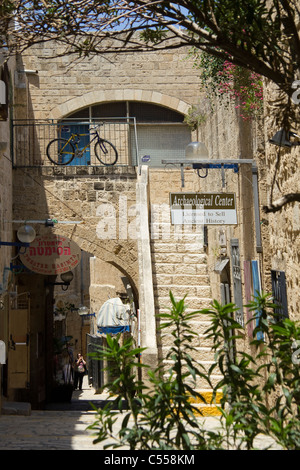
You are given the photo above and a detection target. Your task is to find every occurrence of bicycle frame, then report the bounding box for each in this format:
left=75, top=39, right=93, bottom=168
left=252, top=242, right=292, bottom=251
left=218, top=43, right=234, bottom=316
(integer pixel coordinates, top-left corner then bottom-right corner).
left=69, top=129, right=100, bottom=156
left=47, top=124, right=118, bottom=166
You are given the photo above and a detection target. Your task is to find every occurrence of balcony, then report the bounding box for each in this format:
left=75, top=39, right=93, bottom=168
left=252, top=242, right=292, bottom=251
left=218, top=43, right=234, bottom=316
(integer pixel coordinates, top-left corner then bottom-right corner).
left=11, top=118, right=139, bottom=168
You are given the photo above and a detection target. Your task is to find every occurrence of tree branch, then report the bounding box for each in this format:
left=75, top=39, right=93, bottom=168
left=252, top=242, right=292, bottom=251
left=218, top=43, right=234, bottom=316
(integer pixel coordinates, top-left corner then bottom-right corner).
left=263, top=193, right=300, bottom=213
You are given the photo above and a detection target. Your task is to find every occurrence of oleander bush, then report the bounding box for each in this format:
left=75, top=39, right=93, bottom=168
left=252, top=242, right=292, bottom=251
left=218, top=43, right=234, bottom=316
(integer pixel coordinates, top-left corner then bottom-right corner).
left=88, top=292, right=300, bottom=450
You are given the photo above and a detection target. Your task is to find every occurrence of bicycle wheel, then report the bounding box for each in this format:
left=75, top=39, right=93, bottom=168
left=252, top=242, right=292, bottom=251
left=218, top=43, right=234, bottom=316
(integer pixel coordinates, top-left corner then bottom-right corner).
left=94, top=139, right=118, bottom=166
left=46, top=138, right=75, bottom=165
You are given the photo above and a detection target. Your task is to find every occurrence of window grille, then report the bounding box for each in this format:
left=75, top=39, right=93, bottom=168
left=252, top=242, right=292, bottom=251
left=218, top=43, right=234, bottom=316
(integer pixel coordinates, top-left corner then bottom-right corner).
left=68, top=101, right=190, bottom=167
left=271, top=270, right=289, bottom=319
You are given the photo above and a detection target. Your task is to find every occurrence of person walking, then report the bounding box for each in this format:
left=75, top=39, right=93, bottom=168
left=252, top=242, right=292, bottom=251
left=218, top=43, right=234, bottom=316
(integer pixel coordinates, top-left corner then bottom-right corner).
left=73, top=353, right=86, bottom=390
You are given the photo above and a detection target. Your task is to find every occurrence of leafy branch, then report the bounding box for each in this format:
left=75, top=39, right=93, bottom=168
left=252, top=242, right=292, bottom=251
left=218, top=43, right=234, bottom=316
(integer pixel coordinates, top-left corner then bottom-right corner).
left=87, top=291, right=300, bottom=450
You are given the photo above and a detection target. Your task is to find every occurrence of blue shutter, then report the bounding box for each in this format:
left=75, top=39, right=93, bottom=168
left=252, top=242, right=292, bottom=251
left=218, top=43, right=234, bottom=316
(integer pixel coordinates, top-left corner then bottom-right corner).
left=60, top=123, right=90, bottom=165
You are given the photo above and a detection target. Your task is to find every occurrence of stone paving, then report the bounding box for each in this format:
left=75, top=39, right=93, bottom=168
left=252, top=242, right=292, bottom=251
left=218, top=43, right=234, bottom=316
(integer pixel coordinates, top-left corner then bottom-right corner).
left=0, top=376, right=282, bottom=451
left=0, top=376, right=118, bottom=450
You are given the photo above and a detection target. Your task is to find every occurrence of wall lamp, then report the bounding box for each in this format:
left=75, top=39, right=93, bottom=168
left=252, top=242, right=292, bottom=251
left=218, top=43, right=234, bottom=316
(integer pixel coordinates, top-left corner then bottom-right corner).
left=71, top=305, right=96, bottom=320
left=162, top=142, right=243, bottom=188
left=269, top=129, right=300, bottom=147
left=185, top=142, right=239, bottom=181
left=45, top=271, right=74, bottom=291
left=78, top=306, right=95, bottom=318
left=0, top=223, right=36, bottom=248
left=163, top=141, right=254, bottom=187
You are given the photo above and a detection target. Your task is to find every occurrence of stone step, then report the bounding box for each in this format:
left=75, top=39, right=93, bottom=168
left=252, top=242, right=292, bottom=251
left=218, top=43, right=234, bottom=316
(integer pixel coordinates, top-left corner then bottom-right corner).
left=151, top=252, right=207, bottom=265
left=158, top=332, right=215, bottom=350
left=150, top=230, right=225, bottom=409
left=151, top=241, right=206, bottom=254
left=162, top=371, right=222, bottom=390
left=1, top=401, right=31, bottom=416
left=154, top=285, right=212, bottom=298
left=161, top=344, right=216, bottom=361
left=191, top=390, right=223, bottom=416
left=150, top=225, right=205, bottom=240
left=163, top=358, right=221, bottom=376
left=192, top=403, right=222, bottom=416
left=153, top=273, right=210, bottom=285
left=192, top=390, right=223, bottom=404
left=152, top=263, right=208, bottom=276
left=154, top=295, right=212, bottom=310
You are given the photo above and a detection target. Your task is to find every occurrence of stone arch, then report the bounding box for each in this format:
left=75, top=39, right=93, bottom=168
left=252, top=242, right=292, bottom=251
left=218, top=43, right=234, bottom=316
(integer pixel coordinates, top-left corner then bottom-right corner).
left=12, top=164, right=140, bottom=308
left=45, top=199, right=139, bottom=307
left=49, top=89, right=191, bottom=120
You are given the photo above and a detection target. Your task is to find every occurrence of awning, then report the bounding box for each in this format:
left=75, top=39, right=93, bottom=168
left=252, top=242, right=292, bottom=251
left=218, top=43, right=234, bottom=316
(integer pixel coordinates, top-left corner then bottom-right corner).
left=97, top=297, right=130, bottom=335
left=214, top=258, right=229, bottom=274
left=98, top=325, right=130, bottom=335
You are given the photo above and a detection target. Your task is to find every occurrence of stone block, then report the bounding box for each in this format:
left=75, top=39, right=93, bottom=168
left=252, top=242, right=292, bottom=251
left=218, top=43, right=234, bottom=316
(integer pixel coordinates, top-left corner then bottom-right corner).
left=2, top=401, right=31, bottom=416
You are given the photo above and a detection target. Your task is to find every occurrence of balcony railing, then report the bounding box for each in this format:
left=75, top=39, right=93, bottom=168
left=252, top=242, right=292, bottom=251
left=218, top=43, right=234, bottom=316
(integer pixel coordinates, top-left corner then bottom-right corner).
left=11, top=118, right=139, bottom=168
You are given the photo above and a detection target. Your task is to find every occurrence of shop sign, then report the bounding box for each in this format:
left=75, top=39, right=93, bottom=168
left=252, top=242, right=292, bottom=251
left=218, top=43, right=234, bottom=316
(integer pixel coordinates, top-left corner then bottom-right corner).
left=170, top=192, right=237, bottom=225
left=20, top=234, right=81, bottom=275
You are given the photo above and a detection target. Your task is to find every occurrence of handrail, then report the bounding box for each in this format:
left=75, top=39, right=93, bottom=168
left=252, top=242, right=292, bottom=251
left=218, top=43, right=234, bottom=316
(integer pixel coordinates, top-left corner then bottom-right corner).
left=11, top=117, right=139, bottom=168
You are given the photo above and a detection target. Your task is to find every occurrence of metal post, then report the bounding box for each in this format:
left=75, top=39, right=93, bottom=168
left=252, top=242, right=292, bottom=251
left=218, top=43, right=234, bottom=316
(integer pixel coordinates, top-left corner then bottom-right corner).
left=252, top=164, right=262, bottom=253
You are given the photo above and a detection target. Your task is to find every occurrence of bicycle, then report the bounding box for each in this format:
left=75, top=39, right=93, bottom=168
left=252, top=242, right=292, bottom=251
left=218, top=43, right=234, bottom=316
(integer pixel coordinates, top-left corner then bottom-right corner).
left=46, top=125, right=118, bottom=166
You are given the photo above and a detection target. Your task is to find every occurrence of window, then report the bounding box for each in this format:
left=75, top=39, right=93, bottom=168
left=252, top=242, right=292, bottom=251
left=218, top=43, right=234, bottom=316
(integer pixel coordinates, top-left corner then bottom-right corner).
left=65, top=101, right=191, bottom=167
left=271, top=270, right=289, bottom=319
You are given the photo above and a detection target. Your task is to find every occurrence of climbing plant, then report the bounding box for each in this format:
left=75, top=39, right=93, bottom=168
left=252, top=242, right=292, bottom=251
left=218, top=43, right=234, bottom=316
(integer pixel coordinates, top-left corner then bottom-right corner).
left=193, top=50, right=264, bottom=120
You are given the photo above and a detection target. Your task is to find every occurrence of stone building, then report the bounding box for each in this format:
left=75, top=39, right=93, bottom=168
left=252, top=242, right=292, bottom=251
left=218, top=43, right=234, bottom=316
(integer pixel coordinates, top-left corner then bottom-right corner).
left=0, top=38, right=298, bottom=412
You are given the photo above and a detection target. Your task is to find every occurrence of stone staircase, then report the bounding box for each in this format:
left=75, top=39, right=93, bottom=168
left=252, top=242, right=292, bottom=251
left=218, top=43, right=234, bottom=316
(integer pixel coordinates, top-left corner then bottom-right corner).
left=150, top=228, right=223, bottom=416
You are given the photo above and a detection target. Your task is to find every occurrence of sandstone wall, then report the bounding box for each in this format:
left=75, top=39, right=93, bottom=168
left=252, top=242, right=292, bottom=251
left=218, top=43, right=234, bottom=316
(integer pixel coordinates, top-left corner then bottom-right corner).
left=19, top=42, right=202, bottom=120
left=13, top=40, right=272, bottom=374
left=12, top=166, right=139, bottom=297
left=16, top=40, right=265, bottom=326
left=263, top=82, right=300, bottom=320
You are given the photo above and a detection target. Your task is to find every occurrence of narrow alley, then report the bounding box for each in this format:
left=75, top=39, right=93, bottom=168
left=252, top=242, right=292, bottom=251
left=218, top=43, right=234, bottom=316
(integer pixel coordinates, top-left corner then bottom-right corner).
left=0, top=375, right=128, bottom=450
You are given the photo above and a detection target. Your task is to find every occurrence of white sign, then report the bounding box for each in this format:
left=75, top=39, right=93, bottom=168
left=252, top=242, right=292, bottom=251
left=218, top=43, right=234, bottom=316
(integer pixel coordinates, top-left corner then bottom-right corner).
left=170, top=192, right=237, bottom=225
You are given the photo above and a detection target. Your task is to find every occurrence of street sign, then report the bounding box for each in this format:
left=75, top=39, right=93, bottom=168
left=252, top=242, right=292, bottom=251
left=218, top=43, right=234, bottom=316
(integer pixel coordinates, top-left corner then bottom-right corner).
left=170, top=192, right=237, bottom=225
left=19, top=234, right=81, bottom=275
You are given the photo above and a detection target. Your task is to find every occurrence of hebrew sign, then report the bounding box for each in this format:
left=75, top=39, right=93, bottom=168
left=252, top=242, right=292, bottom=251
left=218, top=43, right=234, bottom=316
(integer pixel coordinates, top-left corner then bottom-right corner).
left=20, top=234, right=81, bottom=275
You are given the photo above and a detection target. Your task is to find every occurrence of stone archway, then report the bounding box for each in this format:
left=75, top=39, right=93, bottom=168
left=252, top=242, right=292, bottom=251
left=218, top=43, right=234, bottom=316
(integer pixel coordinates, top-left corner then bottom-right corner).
left=12, top=164, right=140, bottom=406
left=13, top=165, right=140, bottom=303
left=49, top=89, right=190, bottom=120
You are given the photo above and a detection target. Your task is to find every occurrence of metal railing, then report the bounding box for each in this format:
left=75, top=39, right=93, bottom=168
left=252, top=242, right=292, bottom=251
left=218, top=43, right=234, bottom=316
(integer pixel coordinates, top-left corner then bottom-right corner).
left=11, top=117, right=139, bottom=168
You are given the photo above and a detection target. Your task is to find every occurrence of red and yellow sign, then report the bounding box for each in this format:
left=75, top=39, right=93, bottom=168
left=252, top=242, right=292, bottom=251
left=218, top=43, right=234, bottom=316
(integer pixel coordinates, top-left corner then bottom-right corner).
left=20, top=234, right=81, bottom=275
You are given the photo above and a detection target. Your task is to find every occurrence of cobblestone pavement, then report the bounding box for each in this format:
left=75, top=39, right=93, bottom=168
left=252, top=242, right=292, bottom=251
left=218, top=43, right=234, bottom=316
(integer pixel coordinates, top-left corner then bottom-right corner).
left=0, top=376, right=282, bottom=451
left=0, top=376, right=124, bottom=450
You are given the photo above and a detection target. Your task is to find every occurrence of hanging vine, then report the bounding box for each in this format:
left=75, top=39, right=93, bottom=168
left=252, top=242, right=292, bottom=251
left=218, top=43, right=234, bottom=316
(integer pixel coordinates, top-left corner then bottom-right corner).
left=192, top=50, right=264, bottom=120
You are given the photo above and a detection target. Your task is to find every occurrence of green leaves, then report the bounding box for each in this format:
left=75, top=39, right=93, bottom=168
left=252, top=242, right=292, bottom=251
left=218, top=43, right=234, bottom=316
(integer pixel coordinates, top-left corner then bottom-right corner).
left=89, top=290, right=300, bottom=450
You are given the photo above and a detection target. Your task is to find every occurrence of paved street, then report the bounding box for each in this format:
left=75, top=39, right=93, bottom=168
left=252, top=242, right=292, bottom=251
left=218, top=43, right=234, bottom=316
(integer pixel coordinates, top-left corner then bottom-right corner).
left=0, top=376, right=126, bottom=450
left=0, top=376, right=282, bottom=451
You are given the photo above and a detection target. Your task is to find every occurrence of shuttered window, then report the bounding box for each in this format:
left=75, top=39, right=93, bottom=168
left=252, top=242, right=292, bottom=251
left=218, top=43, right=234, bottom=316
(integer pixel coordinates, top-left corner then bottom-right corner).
left=271, top=270, right=289, bottom=319
left=230, top=239, right=244, bottom=327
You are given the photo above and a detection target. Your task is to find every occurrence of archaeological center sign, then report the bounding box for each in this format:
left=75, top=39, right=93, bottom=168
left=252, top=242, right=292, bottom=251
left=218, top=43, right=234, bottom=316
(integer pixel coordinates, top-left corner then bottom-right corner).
left=20, top=234, right=81, bottom=275
left=170, top=192, right=237, bottom=225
